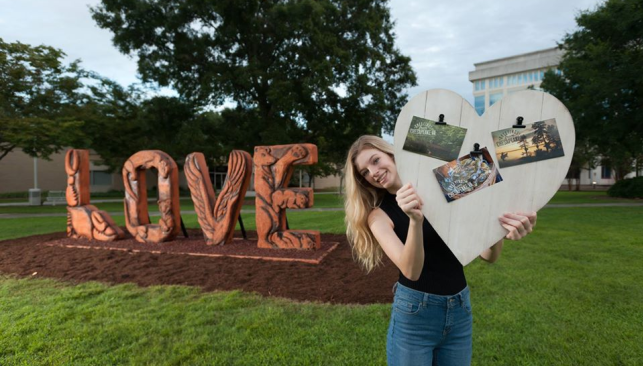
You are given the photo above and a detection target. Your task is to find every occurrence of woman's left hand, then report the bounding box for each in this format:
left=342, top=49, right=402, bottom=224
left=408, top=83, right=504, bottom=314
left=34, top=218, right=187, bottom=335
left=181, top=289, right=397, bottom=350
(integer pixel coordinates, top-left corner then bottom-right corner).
left=499, top=212, right=537, bottom=240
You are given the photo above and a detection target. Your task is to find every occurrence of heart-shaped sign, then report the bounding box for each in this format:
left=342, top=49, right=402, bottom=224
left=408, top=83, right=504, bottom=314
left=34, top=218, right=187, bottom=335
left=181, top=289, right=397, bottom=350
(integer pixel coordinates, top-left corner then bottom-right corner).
left=394, top=89, right=575, bottom=266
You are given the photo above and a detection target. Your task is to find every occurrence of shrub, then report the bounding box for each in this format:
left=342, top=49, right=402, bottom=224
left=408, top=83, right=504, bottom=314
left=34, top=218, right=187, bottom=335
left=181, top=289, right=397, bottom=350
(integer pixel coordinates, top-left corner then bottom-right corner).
left=607, top=177, right=643, bottom=199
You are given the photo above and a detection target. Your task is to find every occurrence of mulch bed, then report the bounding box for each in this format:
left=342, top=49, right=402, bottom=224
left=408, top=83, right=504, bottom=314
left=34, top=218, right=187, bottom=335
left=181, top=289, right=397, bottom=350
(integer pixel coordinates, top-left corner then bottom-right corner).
left=0, top=230, right=398, bottom=304
left=43, top=230, right=339, bottom=265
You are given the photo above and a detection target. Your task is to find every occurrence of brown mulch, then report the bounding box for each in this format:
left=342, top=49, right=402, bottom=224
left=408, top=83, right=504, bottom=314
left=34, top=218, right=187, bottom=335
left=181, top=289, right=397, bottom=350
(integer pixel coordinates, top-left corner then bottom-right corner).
left=43, top=230, right=340, bottom=264
left=0, top=230, right=398, bottom=304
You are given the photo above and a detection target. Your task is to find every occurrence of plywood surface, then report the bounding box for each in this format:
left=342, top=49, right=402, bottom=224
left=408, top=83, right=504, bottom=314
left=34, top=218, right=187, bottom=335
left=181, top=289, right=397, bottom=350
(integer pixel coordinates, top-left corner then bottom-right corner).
left=393, top=89, right=575, bottom=265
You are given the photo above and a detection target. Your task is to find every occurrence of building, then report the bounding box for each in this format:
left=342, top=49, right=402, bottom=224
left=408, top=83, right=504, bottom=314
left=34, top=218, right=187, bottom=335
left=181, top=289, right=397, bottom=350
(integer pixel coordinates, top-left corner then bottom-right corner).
left=468, top=47, right=563, bottom=116
left=0, top=148, right=339, bottom=197
left=468, top=47, right=642, bottom=187
left=0, top=149, right=125, bottom=195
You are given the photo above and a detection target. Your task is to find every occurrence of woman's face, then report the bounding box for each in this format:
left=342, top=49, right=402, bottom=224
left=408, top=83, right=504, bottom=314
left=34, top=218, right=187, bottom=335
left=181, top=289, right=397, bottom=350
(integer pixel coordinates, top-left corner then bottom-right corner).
left=354, top=148, right=401, bottom=192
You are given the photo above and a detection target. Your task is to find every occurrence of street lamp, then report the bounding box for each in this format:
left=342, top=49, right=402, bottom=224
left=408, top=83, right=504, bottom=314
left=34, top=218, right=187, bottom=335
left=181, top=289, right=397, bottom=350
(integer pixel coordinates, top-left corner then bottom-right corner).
left=28, top=126, right=41, bottom=205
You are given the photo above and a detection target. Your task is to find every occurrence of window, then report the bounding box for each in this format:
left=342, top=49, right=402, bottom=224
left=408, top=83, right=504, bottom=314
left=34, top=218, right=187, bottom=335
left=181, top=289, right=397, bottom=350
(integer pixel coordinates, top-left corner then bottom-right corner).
left=474, top=81, right=481, bottom=91
left=601, top=166, right=612, bottom=179
left=91, top=171, right=112, bottom=186
left=489, top=92, right=503, bottom=106
left=474, top=80, right=487, bottom=91
left=475, top=96, right=485, bottom=116
left=489, top=77, right=504, bottom=89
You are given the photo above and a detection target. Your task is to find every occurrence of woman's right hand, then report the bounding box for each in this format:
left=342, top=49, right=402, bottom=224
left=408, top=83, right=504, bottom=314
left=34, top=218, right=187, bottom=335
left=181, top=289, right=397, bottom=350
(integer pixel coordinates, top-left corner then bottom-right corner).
left=396, top=183, right=424, bottom=223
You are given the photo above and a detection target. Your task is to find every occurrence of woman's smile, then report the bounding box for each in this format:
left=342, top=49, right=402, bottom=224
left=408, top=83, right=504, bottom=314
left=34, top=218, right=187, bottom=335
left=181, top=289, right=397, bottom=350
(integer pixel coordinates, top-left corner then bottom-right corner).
left=375, top=171, right=387, bottom=185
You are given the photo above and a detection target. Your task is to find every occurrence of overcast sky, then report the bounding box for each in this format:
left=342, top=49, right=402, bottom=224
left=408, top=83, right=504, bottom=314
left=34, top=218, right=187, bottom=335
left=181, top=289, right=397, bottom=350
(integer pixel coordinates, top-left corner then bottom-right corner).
left=2, top=0, right=604, bottom=106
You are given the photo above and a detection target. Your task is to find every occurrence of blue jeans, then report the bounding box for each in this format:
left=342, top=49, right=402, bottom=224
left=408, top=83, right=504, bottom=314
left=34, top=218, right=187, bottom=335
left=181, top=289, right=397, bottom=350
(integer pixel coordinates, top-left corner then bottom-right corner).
left=387, top=282, right=473, bottom=366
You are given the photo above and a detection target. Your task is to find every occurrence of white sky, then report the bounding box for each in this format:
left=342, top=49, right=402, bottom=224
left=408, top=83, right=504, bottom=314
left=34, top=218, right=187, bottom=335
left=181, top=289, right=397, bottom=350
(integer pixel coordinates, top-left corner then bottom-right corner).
left=1, top=0, right=604, bottom=106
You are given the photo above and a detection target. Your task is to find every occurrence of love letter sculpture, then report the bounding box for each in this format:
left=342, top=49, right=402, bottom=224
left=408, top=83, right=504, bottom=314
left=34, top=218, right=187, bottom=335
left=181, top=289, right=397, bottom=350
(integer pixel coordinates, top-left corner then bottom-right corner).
left=123, top=150, right=181, bottom=243
left=393, top=89, right=575, bottom=265
left=254, top=144, right=321, bottom=249
left=65, top=149, right=124, bottom=241
left=185, top=150, right=252, bottom=245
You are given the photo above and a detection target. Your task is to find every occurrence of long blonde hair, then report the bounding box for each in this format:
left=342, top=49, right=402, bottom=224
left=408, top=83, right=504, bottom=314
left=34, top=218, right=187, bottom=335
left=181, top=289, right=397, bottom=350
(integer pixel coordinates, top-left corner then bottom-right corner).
left=344, top=135, right=395, bottom=273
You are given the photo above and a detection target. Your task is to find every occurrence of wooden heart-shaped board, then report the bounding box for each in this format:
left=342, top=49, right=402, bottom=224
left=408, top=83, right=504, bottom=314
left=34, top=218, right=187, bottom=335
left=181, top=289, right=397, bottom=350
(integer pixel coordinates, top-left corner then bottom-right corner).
left=393, top=89, right=575, bottom=265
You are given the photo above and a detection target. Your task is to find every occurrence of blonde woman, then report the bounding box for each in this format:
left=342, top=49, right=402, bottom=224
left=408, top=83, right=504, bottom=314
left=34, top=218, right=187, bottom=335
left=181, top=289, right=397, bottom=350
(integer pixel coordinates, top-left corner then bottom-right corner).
left=344, top=135, right=536, bottom=366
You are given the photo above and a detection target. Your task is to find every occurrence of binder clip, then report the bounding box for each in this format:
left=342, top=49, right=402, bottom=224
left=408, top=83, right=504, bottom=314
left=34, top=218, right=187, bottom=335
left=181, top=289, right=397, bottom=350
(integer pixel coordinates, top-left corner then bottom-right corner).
left=513, top=116, right=526, bottom=128
left=470, top=143, right=483, bottom=158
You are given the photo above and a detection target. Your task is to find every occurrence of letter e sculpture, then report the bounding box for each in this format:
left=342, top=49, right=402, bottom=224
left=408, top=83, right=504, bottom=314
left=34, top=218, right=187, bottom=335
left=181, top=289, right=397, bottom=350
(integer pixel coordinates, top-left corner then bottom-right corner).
left=254, top=144, right=320, bottom=249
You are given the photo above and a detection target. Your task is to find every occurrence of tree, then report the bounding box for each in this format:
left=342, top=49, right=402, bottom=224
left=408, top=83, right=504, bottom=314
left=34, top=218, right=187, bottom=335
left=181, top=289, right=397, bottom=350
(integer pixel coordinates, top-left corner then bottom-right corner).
left=137, top=96, right=227, bottom=168
left=541, top=0, right=643, bottom=181
left=0, top=38, right=85, bottom=161
left=72, top=74, right=146, bottom=171
left=531, top=121, right=547, bottom=152
left=76, top=78, right=228, bottom=172
left=519, top=135, right=530, bottom=157
left=91, top=0, right=417, bottom=175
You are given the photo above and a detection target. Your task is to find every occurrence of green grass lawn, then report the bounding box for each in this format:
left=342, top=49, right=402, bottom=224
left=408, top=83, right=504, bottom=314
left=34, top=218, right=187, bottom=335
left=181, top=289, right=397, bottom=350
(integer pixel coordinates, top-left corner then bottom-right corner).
left=0, top=278, right=388, bottom=365
left=0, top=198, right=30, bottom=204
left=0, top=193, right=344, bottom=215
left=548, top=190, right=637, bottom=204
left=2, top=191, right=639, bottom=216
left=1, top=207, right=642, bottom=365
left=0, top=211, right=346, bottom=242
left=0, top=201, right=196, bottom=215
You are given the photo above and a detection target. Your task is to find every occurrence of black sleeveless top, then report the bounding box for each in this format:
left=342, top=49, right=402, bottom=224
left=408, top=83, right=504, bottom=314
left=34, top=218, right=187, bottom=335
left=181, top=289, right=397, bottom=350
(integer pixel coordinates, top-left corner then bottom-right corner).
left=378, top=191, right=466, bottom=295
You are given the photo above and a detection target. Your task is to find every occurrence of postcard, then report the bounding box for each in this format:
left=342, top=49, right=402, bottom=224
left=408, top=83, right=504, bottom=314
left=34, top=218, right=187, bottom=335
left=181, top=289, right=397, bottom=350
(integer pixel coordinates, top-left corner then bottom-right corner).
left=433, top=147, right=503, bottom=203
left=491, top=118, right=565, bottom=168
left=403, top=116, right=467, bottom=161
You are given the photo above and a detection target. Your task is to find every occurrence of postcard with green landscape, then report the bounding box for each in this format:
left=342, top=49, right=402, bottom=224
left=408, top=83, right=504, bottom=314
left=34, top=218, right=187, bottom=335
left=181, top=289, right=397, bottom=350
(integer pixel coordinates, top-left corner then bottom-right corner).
left=403, top=116, right=467, bottom=161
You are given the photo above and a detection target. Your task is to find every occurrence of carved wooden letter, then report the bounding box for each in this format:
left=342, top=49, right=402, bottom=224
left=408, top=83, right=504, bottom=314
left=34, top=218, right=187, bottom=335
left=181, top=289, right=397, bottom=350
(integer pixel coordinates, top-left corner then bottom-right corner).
left=65, top=149, right=124, bottom=241
left=122, top=150, right=181, bottom=243
left=185, top=150, right=252, bottom=245
left=254, top=144, right=320, bottom=249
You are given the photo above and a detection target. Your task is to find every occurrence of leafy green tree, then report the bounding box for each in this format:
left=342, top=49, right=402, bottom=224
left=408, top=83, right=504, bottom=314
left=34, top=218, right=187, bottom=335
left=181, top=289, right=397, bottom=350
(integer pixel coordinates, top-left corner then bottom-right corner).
left=91, top=0, right=417, bottom=175
left=541, top=0, right=643, bottom=181
left=531, top=121, right=547, bottom=151
left=0, top=38, right=85, bottom=161
left=77, top=80, right=227, bottom=172
left=72, top=74, right=145, bottom=171
left=137, top=96, right=227, bottom=168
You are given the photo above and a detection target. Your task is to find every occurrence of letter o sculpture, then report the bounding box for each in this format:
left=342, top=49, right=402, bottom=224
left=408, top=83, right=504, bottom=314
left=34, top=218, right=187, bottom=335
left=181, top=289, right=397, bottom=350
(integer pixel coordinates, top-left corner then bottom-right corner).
left=122, top=150, right=181, bottom=243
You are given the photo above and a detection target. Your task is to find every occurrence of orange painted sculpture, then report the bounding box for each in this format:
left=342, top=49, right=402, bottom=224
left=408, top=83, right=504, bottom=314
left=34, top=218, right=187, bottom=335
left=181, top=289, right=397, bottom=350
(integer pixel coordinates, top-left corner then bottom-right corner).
left=65, top=149, right=124, bottom=241
left=254, top=144, right=321, bottom=249
left=185, top=150, right=252, bottom=245
left=122, top=151, right=181, bottom=243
